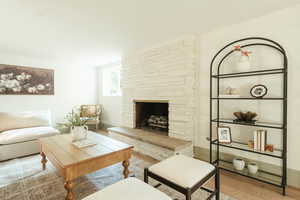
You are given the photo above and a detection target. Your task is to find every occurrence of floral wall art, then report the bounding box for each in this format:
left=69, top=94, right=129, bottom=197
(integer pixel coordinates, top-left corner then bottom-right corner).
left=0, top=64, right=54, bottom=95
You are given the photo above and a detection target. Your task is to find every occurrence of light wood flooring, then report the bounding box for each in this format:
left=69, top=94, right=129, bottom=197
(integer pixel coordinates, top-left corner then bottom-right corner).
left=97, top=129, right=300, bottom=200
left=134, top=151, right=300, bottom=200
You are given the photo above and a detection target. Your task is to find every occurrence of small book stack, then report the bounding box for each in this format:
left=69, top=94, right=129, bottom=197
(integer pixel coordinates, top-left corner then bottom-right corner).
left=72, top=139, right=97, bottom=148
left=253, top=130, right=267, bottom=151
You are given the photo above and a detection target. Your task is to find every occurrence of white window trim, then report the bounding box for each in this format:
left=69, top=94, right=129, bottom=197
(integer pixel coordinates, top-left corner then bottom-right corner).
left=102, top=64, right=122, bottom=97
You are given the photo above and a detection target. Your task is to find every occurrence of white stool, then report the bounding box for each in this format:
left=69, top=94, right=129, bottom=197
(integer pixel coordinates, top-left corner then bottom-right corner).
left=144, top=155, right=220, bottom=200
left=83, top=177, right=172, bottom=200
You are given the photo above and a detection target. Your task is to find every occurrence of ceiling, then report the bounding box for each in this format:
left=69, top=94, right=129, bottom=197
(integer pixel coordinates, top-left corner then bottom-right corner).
left=0, top=0, right=299, bottom=66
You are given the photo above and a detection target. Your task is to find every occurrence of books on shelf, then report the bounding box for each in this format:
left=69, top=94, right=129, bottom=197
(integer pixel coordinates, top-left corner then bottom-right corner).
left=254, top=130, right=267, bottom=151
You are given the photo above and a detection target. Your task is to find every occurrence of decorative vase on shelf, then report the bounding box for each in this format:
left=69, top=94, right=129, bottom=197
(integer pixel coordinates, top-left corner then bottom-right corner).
left=237, top=55, right=251, bottom=71
left=233, top=158, right=245, bottom=171
left=71, top=125, right=88, bottom=142
left=248, top=163, right=259, bottom=175
left=234, top=45, right=252, bottom=72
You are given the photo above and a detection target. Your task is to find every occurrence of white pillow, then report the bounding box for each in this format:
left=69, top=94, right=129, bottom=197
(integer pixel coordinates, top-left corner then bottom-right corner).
left=0, top=110, right=51, bottom=132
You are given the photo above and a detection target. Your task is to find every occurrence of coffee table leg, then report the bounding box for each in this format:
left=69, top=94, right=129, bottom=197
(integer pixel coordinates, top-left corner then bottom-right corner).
left=122, top=159, right=130, bottom=178
left=64, top=181, right=74, bottom=200
left=41, top=152, right=47, bottom=170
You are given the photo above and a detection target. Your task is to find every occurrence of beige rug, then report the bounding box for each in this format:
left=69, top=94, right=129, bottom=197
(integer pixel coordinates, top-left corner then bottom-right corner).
left=0, top=154, right=235, bottom=200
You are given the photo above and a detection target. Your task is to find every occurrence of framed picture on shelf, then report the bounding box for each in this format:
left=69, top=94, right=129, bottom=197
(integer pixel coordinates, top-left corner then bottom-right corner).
left=217, top=126, right=232, bottom=144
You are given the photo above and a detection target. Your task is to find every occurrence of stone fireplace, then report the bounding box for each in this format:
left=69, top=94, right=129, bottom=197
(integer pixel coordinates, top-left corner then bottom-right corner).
left=108, top=36, right=196, bottom=160
left=120, top=36, right=196, bottom=141
left=134, top=100, right=169, bottom=134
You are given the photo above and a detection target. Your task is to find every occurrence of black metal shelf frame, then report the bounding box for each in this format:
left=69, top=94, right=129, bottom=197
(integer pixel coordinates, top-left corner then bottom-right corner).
left=211, top=118, right=284, bottom=129
left=209, top=37, right=288, bottom=195
left=211, top=140, right=283, bottom=158
left=211, top=97, right=285, bottom=100
left=211, top=68, right=285, bottom=79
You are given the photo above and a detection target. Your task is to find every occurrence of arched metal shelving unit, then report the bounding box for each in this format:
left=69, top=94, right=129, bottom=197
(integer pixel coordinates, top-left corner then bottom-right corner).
left=209, top=37, right=287, bottom=195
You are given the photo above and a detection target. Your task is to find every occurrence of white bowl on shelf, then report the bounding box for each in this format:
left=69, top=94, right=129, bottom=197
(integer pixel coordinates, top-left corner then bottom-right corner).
left=248, top=163, right=259, bottom=175
left=233, top=158, right=245, bottom=171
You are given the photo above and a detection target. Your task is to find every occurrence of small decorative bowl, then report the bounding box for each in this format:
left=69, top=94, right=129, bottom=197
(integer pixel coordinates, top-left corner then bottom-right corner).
left=233, top=111, right=257, bottom=123
left=248, top=163, right=259, bottom=175
left=233, top=158, right=245, bottom=171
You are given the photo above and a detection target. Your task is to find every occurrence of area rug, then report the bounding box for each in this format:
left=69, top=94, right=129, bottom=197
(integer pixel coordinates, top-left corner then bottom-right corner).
left=0, top=154, right=235, bottom=200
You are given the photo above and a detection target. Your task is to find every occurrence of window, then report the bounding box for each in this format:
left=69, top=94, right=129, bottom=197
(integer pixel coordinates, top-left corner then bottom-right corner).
left=102, top=66, right=121, bottom=96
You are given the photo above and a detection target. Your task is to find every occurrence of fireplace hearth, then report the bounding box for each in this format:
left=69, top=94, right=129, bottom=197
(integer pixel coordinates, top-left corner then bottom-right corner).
left=135, top=101, right=168, bottom=134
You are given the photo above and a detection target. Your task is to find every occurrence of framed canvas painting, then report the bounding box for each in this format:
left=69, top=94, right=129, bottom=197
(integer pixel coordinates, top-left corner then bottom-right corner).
left=0, top=64, right=54, bottom=95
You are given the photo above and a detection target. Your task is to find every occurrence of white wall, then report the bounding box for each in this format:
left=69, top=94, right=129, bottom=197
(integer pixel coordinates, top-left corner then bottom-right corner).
left=97, top=63, right=122, bottom=127
left=0, top=53, right=97, bottom=123
left=197, top=4, right=300, bottom=171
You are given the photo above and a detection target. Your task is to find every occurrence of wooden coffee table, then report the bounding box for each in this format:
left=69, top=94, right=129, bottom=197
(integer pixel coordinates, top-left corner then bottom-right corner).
left=39, top=132, right=133, bottom=200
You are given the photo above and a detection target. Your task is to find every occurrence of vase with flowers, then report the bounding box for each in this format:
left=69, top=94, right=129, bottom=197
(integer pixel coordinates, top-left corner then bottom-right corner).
left=234, top=45, right=252, bottom=71
left=64, top=110, right=89, bottom=142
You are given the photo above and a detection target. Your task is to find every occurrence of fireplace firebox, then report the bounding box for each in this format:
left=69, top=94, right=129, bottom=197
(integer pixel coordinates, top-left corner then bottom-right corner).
left=135, top=101, right=169, bottom=134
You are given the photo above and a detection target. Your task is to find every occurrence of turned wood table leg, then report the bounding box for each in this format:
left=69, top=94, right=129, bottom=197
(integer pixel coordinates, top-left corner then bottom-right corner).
left=122, top=159, right=130, bottom=178
left=41, top=152, right=47, bottom=170
left=64, top=181, right=75, bottom=200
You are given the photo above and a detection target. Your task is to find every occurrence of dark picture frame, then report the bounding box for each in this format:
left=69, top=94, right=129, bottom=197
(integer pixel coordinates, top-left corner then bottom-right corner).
left=217, top=126, right=232, bottom=144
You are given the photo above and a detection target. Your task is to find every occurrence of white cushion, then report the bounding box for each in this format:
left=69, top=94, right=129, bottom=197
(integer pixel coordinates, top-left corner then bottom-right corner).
left=83, top=177, right=171, bottom=200
left=0, top=126, right=59, bottom=144
left=149, top=155, right=215, bottom=188
left=0, top=110, right=52, bottom=132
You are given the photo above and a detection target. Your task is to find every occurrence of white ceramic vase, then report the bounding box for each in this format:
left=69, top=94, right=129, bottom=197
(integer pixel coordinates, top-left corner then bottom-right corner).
left=233, top=158, right=245, bottom=171
left=71, top=125, right=88, bottom=142
left=248, top=163, right=259, bottom=175
left=237, top=55, right=251, bottom=71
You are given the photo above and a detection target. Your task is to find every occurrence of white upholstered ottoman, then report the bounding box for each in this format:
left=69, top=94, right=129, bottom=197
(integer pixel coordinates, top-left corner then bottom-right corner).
left=83, top=177, right=171, bottom=200
left=144, top=155, right=220, bottom=200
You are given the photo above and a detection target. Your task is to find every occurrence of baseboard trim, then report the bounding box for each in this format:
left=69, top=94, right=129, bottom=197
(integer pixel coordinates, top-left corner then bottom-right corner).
left=194, top=146, right=300, bottom=189
left=101, top=122, right=115, bottom=129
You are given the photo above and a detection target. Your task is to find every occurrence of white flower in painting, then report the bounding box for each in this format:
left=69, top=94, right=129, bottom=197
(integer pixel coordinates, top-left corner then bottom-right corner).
left=0, top=80, right=4, bottom=87
left=5, top=79, right=20, bottom=89
left=25, top=74, right=32, bottom=80
left=16, top=73, right=29, bottom=81
left=12, top=86, right=22, bottom=92
left=37, top=84, right=45, bottom=90
left=8, top=73, right=14, bottom=79
left=16, top=75, right=25, bottom=81
left=1, top=74, right=8, bottom=80
left=45, top=83, right=51, bottom=87
left=28, top=87, right=37, bottom=93
left=0, top=88, right=6, bottom=93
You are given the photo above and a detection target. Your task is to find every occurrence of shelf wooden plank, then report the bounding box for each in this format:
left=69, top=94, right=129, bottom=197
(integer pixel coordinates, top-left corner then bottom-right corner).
left=211, top=140, right=282, bottom=158
left=211, top=118, right=284, bottom=129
